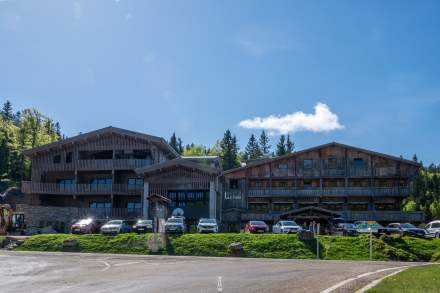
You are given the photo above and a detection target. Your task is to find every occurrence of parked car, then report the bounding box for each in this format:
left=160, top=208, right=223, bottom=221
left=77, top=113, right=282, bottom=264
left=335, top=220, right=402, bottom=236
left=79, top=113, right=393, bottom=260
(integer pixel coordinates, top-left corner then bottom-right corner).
left=245, top=221, right=269, bottom=233
left=385, top=223, right=426, bottom=237
left=197, top=218, right=219, bottom=233
left=333, top=223, right=359, bottom=236
left=70, top=218, right=100, bottom=234
left=132, top=219, right=153, bottom=233
left=272, top=220, right=302, bottom=234
left=165, top=217, right=187, bottom=234
left=354, top=221, right=386, bottom=235
left=425, top=220, right=440, bottom=238
left=100, top=220, right=131, bottom=235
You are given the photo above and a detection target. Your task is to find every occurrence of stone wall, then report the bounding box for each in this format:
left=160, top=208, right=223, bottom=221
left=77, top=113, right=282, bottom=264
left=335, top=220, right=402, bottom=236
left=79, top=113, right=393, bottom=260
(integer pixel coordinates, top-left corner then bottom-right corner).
left=15, top=204, right=81, bottom=232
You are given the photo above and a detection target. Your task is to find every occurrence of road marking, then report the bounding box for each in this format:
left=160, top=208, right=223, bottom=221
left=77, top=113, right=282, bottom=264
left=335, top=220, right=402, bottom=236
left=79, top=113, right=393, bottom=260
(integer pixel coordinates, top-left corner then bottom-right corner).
left=355, top=263, right=440, bottom=293
left=113, top=261, right=146, bottom=267
left=320, top=266, right=414, bottom=293
left=99, top=260, right=111, bottom=272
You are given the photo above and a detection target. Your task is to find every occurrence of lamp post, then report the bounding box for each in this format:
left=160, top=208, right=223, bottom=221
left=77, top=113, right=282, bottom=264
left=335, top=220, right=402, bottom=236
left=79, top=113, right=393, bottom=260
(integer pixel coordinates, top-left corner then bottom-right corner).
left=368, top=227, right=372, bottom=260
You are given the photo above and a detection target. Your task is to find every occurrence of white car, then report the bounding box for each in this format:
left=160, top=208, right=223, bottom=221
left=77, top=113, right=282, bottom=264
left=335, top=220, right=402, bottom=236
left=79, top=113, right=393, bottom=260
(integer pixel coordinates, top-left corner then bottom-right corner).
left=100, top=220, right=131, bottom=235
left=272, top=220, right=302, bottom=234
left=197, top=218, right=219, bottom=233
left=425, top=220, right=440, bottom=238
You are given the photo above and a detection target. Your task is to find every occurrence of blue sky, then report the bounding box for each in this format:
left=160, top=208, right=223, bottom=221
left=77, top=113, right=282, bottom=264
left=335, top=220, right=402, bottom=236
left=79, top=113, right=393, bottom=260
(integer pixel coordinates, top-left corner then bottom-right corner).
left=1, top=0, right=439, bottom=164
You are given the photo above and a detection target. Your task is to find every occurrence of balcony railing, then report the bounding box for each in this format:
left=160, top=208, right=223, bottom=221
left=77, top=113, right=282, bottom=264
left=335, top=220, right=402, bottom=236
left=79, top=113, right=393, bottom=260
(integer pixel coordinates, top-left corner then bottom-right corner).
left=77, top=208, right=142, bottom=219
left=22, top=181, right=143, bottom=195
left=241, top=211, right=425, bottom=223
left=35, top=159, right=152, bottom=172
left=243, top=186, right=409, bottom=198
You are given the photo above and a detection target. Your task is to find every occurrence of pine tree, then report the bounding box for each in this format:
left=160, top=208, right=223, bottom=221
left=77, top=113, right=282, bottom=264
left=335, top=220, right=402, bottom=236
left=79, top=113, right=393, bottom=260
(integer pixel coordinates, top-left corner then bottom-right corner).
left=169, top=132, right=179, bottom=153
left=276, top=135, right=287, bottom=156
left=220, top=129, right=239, bottom=170
left=177, top=138, right=184, bottom=155
left=412, top=154, right=418, bottom=162
left=245, top=134, right=262, bottom=160
left=1, top=100, right=14, bottom=121
left=286, top=134, right=294, bottom=153
left=259, top=130, right=271, bottom=157
left=55, top=122, right=61, bottom=139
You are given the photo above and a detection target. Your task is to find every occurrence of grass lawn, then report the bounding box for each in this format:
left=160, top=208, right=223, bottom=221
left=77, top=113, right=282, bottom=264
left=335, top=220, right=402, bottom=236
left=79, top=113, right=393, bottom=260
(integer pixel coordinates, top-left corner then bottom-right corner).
left=14, top=233, right=440, bottom=262
left=367, top=264, right=440, bottom=293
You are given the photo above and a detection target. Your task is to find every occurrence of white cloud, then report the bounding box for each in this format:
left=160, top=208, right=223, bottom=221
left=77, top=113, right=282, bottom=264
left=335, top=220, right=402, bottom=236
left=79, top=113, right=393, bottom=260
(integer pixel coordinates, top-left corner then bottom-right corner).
left=237, top=39, right=266, bottom=57
left=73, top=2, right=82, bottom=19
left=239, top=102, right=345, bottom=135
left=124, top=13, right=132, bottom=21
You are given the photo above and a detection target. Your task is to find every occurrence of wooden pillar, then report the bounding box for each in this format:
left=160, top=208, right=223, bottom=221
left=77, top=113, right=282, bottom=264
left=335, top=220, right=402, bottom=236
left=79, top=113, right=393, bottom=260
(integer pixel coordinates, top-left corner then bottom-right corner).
left=143, top=181, right=149, bottom=219
left=209, top=181, right=216, bottom=219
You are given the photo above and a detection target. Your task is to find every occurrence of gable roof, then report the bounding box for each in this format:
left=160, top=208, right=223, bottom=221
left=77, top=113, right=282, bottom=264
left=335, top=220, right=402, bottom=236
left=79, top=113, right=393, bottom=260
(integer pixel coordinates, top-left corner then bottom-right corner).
left=22, top=126, right=179, bottom=158
left=224, top=141, right=421, bottom=174
left=135, top=158, right=220, bottom=177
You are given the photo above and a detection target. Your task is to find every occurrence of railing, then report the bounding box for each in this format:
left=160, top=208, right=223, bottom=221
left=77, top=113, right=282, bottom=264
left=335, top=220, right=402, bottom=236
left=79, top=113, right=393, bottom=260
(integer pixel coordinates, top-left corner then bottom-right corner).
left=22, top=181, right=143, bottom=195
left=241, top=211, right=425, bottom=223
left=244, top=186, right=409, bottom=198
left=374, top=167, right=398, bottom=176
left=341, top=211, right=425, bottom=222
left=77, top=208, right=142, bottom=219
left=35, top=159, right=152, bottom=172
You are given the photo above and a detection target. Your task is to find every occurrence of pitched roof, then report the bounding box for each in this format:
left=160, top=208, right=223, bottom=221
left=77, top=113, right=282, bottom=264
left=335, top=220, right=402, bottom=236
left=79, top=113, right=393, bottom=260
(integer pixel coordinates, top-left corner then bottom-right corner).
left=135, top=158, right=220, bottom=176
left=22, top=126, right=179, bottom=158
left=224, top=141, right=421, bottom=174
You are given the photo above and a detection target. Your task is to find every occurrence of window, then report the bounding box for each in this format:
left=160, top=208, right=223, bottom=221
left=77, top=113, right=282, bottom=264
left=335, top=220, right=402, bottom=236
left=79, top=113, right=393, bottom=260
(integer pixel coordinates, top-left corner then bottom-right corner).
left=303, top=159, right=313, bottom=169
left=303, top=181, right=312, bottom=189
left=89, top=202, right=112, bottom=209
left=272, top=203, right=292, bottom=212
left=127, top=202, right=141, bottom=211
left=57, top=179, right=76, bottom=185
left=248, top=203, right=269, bottom=213
left=326, top=157, right=337, bottom=169
left=128, top=178, right=143, bottom=186
left=229, top=179, right=239, bottom=189
left=66, top=152, right=72, bottom=164
left=432, top=223, right=440, bottom=228
left=53, top=155, right=61, bottom=164
left=353, top=158, right=364, bottom=168
left=275, top=163, right=288, bottom=169
left=90, top=178, right=112, bottom=185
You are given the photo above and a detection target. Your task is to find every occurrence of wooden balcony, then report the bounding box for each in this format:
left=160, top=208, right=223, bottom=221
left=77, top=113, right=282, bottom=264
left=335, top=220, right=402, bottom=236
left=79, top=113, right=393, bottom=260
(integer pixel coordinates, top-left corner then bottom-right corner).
left=36, top=159, right=152, bottom=172
left=243, top=186, right=409, bottom=198
left=22, top=181, right=143, bottom=195
left=77, top=208, right=142, bottom=219
left=241, top=211, right=425, bottom=223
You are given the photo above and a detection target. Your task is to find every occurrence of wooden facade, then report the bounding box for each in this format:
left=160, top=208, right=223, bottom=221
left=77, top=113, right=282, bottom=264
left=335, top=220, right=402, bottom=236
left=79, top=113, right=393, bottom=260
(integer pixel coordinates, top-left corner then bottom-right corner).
left=223, top=142, right=424, bottom=226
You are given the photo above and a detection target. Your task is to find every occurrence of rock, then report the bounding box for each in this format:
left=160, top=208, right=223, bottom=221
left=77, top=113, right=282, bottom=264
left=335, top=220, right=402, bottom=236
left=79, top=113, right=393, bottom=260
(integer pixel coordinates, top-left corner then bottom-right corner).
left=63, top=239, right=79, bottom=248
left=297, top=230, right=315, bottom=240
left=229, top=242, right=244, bottom=257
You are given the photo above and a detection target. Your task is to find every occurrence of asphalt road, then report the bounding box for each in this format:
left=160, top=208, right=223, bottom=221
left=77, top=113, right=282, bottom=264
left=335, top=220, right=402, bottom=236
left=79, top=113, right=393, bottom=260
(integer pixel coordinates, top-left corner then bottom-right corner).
left=0, top=251, right=420, bottom=293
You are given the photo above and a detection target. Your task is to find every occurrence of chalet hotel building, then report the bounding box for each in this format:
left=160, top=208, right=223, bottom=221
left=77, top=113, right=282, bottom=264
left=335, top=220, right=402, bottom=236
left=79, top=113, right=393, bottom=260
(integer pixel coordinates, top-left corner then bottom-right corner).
left=20, top=127, right=424, bottom=231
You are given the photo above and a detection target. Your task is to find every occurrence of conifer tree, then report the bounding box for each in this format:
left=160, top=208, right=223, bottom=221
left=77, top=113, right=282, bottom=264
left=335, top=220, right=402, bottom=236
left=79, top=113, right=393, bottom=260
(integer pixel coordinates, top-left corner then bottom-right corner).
left=286, top=134, right=294, bottom=153
left=259, top=130, right=271, bottom=157
left=276, top=135, right=287, bottom=156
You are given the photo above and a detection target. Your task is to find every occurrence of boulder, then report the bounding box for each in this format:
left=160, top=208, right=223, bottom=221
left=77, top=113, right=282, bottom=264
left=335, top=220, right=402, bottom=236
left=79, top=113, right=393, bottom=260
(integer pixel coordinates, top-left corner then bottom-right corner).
left=63, top=239, right=79, bottom=248
left=297, top=230, right=315, bottom=240
left=229, top=242, right=244, bottom=257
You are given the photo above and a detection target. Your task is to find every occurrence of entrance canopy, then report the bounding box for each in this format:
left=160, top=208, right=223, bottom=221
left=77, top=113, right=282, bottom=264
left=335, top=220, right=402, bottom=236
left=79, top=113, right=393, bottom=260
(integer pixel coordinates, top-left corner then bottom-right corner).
left=280, top=206, right=342, bottom=221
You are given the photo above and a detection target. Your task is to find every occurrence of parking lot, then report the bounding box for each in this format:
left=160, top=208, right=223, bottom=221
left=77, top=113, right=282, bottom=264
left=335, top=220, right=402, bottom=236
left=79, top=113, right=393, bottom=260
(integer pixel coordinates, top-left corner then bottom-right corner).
left=0, top=251, right=422, bottom=293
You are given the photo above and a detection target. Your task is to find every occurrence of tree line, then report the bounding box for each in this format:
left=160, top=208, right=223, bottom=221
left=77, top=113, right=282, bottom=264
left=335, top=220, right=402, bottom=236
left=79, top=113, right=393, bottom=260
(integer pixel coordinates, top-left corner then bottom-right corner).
left=169, top=130, right=295, bottom=171
left=404, top=161, right=440, bottom=221
left=0, top=100, right=61, bottom=189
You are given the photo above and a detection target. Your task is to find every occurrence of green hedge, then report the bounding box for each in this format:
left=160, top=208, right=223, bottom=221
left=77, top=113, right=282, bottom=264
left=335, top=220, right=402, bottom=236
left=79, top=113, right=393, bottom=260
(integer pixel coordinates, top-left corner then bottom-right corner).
left=15, top=233, right=440, bottom=262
